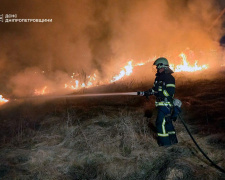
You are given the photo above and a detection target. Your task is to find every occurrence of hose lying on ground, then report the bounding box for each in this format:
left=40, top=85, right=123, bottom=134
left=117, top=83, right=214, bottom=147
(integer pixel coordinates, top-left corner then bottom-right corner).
left=178, top=115, right=225, bottom=174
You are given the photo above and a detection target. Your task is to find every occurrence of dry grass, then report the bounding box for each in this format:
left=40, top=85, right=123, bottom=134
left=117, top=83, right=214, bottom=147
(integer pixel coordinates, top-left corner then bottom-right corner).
left=0, top=71, right=225, bottom=179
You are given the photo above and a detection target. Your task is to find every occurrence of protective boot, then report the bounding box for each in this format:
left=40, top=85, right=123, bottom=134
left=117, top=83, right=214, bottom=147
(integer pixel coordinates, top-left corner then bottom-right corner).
left=165, top=117, right=178, bottom=145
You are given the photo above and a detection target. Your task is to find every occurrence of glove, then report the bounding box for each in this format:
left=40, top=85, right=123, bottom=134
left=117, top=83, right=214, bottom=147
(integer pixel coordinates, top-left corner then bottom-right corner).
left=137, top=91, right=145, bottom=96
left=137, top=89, right=154, bottom=99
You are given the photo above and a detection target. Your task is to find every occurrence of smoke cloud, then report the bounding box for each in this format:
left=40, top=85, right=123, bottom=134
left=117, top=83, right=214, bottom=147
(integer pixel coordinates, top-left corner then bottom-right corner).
left=0, top=0, right=224, bottom=96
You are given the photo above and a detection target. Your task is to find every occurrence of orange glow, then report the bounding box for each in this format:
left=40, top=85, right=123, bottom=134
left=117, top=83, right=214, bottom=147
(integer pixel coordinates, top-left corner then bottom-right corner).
left=124, top=61, right=133, bottom=75
left=170, top=53, right=208, bottom=72
left=135, top=62, right=145, bottom=66
left=111, top=60, right=133, bottom=82
left=33, top=51, right=209, bottom=95
left=63, top=52, right=209, bottom=92
left=0, top=95, right=9, bottom=104
left=34, top=86, right=48, bottom=95
left=75, top=80, right=79, bottom=88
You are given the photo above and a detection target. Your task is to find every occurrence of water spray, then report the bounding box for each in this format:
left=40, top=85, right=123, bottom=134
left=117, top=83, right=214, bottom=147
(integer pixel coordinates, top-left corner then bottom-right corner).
left=12, top=92, right=138, bottom=101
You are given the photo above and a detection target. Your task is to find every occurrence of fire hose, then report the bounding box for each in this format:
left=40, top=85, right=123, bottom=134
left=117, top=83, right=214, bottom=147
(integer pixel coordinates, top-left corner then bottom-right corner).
left=10, top=91, right=225, bottom=173
left=177, top=113, right=225, bottom=174
left=13, top=92, right=138, bottom=100
left=137, top=91, right=225, bottom=174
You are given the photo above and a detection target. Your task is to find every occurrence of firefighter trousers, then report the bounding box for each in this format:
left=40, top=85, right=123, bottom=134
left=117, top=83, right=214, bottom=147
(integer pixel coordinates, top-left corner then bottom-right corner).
left=156, top=106, right=178, bottom=146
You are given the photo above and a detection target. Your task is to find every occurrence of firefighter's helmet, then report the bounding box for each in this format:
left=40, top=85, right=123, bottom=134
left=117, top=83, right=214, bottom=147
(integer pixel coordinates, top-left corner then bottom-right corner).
left=153, top=57, right=169, bottom=69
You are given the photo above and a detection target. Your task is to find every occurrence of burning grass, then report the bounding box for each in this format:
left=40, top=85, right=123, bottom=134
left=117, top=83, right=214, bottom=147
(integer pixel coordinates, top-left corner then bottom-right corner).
left=0, top=50, right=212, bottom=100
left=0, top=71, right=225, bottom=179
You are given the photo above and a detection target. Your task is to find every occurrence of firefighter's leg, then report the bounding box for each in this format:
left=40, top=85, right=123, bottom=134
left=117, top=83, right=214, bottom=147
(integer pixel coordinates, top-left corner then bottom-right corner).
left=156, top=107, right=171, bottom=146
left=165, top=117, right=178, bottom=145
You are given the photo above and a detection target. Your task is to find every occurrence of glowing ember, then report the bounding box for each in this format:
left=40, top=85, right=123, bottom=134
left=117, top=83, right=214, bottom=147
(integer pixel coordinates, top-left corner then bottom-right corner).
left=0, top=95, right=9, bottom=104
left=34, top=86, right=48, bottom=95
left=170, top=53, right=208, bottom=72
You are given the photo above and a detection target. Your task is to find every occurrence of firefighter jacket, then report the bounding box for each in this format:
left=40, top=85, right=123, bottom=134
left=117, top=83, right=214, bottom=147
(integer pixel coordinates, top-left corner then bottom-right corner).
left=151, top=70, right=175, bottom=107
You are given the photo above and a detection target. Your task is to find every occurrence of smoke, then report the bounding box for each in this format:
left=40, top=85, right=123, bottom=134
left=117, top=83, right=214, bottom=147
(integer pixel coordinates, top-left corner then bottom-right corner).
left=0, top=0, right=224, bottom=96
left=8, top=67, right=72, bottom=97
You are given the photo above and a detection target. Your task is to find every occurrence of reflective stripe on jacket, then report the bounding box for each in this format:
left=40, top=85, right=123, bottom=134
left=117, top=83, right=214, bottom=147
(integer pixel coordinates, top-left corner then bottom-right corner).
left=152, top=71, right=175, bottom=106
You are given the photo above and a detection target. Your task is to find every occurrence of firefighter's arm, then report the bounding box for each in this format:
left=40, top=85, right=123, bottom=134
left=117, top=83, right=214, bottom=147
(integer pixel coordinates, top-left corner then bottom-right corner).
left=137, top=78, right=157, bottom=97
left=163, top=76, right=175, bottom=98
left=137, top=89, right=155, bottom=97
left=151, top=78, right=158, bottom=96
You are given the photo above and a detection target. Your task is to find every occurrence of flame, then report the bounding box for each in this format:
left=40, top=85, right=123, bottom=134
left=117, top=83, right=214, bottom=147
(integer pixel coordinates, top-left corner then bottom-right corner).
left=170, top=53, right=208, bottom=72
left=135, top=62, right=145, bottom=66
left=111, top=60, right=133, bottom=82
left=63, top=59, right=154, bottom=90
left=32, top=51, right=209, bottom=96
left=0, top=51, right=209, bottom=100
left=0, top=95, right=9, bottom=104
left=75, top=80, right=79, bottom=88
left=63, top=52, right=208, bottom=92
left=34, top=86, right=48, bottom=95
left=124, top=61, right=133, bottom=75
left=64, top=72, right=99, bottom=90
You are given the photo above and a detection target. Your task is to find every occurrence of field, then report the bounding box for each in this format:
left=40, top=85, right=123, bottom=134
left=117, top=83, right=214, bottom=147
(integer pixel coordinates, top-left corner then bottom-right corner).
left=0, top=70, right=225, bottom=179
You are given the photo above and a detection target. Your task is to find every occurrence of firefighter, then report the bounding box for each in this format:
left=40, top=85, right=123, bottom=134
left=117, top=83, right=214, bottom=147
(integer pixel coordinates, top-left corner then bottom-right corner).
left=138, top=57, right=178, bottom=146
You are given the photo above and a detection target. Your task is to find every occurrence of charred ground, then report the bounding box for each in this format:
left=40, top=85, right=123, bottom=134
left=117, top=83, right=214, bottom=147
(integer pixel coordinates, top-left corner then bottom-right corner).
left=0, top=70, right=225, bottom=179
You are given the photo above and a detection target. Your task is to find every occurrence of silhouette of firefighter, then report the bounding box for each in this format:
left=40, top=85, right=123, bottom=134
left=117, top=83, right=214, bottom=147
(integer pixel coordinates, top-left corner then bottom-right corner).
left=138, top=57, right=178, bottom=146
